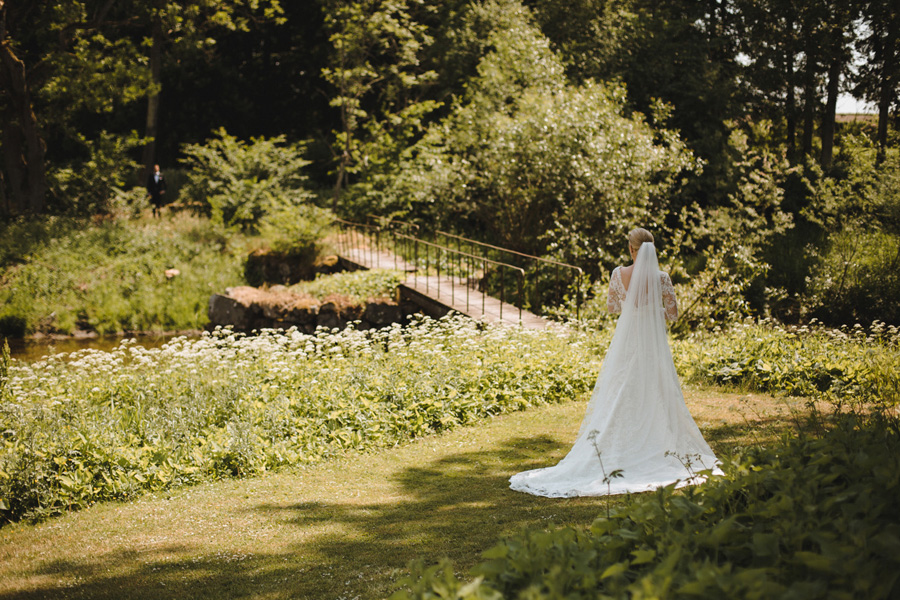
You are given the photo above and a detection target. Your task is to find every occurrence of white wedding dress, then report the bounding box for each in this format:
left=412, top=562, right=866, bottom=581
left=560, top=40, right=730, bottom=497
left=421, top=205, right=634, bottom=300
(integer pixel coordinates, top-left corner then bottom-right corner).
left=509, top=242, right=720, bottom=497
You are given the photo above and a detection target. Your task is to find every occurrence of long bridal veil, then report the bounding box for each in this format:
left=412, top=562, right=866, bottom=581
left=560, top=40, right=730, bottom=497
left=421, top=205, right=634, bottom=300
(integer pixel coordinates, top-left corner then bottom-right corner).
left=509, top=242, right=720, bottom=497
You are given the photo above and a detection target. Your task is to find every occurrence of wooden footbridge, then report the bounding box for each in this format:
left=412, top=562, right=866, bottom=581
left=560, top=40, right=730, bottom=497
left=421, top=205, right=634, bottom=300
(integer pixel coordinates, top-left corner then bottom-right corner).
left=332, top=217, right=584, bottom=330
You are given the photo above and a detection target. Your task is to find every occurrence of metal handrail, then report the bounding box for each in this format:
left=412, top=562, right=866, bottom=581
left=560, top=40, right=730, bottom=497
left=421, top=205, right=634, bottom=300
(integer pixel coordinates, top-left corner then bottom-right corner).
left=333, top=217, right=382, bottom=268
left=392, top=232, right=526, bottom=323
left=334, top=218, right=527, bottom=323
left=435, top=230, right=584, bottom=319
left=436, top=231, right=583, bottom=273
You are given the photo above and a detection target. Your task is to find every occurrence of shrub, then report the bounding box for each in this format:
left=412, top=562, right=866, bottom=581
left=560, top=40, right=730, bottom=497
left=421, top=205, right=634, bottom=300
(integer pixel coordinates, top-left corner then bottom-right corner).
left=47, top=130, right=143, bottom=216
left=178, top=128, right=318, bottom=232
left=802, top=136, right=900, bottom=326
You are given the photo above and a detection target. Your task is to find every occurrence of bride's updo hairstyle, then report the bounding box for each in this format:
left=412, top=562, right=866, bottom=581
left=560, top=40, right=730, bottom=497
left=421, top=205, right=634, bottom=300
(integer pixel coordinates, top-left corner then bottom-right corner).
left=628, top=227, right=654, bottom=251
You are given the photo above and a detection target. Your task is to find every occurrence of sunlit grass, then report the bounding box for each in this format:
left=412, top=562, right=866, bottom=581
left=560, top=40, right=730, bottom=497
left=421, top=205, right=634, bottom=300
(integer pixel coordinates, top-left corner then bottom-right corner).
left=0, top=385, right=799, bottom=600
left=0, top=212, right=247, bottom=336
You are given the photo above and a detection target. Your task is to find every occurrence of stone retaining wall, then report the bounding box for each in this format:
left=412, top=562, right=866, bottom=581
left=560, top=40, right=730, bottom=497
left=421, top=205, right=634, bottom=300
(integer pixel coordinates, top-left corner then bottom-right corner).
left=207, top=286, right=416, bottom=333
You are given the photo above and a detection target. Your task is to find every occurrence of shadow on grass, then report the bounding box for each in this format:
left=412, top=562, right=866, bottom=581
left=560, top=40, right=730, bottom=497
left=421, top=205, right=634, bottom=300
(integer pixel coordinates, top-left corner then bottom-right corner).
left=2, top=411, right=808, bottom=600
left=702, top=415, right=804, bottom=455
left=0, top=434, right=607, bottom=600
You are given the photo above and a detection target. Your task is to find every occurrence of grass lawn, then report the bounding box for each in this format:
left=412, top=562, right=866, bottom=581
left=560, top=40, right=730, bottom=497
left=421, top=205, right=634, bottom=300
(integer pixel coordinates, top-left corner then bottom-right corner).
left=0, top=386, right=806, bottom=600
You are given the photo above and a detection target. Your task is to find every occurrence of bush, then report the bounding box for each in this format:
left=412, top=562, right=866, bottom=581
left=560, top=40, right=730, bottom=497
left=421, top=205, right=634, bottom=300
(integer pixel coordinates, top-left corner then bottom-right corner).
left=802, top=137, right=900, bottom=326
left=805, top=228, right=900, bottom=326
left=178, top=128, right=318, bottom=232
left=392, top=411, right=900, bottom=599
left=47, top=130, right=143, bottom=216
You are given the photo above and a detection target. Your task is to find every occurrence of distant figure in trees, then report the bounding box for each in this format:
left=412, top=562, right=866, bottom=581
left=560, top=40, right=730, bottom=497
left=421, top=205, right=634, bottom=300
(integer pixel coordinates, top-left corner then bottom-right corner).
left=510, top=227, right=720, bottom=497
left=146, top=164, right=167, bottom=217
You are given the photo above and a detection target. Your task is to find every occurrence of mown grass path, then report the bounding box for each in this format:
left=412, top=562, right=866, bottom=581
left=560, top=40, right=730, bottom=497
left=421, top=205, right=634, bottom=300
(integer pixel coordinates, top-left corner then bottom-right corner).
left=0, top=387, right=803, bottom=600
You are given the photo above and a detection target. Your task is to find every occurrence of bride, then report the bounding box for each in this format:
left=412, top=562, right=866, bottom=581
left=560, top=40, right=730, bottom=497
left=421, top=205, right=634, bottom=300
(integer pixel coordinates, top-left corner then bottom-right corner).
left=509, top=227, right=720, bottom=497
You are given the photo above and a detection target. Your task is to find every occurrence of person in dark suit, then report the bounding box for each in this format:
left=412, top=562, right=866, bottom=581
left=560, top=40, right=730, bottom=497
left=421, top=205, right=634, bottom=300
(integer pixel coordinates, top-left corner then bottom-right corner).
left=146, top=164, right=167, bottom=217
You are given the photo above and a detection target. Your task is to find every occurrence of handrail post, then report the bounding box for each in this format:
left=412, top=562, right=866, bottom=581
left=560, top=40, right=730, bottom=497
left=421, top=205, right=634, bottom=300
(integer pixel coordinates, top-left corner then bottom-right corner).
left=482, top=260, right=486, bottom=319
left=556, top=264, right=560, bottom=308
left=466, top=254, right=470, bottom=313
left=518, top=272, right=523, bottom=324
left=500, top=270, right=504, bottom=322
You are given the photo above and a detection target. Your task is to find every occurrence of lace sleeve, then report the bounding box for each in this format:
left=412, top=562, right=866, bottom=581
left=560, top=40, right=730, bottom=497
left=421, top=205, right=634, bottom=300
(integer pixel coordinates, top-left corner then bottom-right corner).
left=607, top=267, right=626, bottom=315
left=661, top=272, right=678, bottom=321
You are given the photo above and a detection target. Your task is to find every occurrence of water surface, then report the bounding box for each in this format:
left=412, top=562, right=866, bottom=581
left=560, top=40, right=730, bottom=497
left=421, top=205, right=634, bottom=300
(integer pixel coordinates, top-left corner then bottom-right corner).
left=5, top=333, right=201, bottom=362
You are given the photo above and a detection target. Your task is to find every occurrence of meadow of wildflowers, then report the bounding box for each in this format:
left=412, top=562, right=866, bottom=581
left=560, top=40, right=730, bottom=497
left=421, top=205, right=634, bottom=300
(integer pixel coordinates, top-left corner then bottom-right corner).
left=1, top=314, right=897, bottom=524
left=0, top=316, right=603, bottom=522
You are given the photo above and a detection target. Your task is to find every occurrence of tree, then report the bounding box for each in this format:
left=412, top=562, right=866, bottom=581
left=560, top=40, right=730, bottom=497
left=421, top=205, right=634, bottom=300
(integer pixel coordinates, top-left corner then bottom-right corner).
left=0, top=0, right=152, bottom=216
left=855, top=0, right=900, bottom=164
left=530, top=0, right=742, bottom=210
left=737, top=0, right=802, bottom=158
left=389, top=0, right=697, bottom=271
left=321, top=0, right=440, bottom=209
left=818, top=0, right=858, bottom=170
left=133, top=0, right=284, bottom=180
left=0, top=1, right=48, bottom=215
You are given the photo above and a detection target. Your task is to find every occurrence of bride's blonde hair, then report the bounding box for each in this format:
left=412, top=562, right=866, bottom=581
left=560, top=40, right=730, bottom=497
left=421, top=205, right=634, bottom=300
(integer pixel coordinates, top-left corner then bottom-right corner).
left=628, top=227, right=654, bottom=250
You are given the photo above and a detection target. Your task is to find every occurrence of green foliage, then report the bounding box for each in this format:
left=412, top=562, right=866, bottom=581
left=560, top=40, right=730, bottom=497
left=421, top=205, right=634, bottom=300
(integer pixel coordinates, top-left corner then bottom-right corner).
left=0, top=317, right=599, bottom=523
left=178, top=129, right=316, bottom=231
left=322, top=0, right=440, bottom=206
left=658, top=123, right=796, bottom=332
left=675, top=320, right=900, bottom=406
left=256, top=203, right=335, bottom=255
left=803, top=139, right=900, bottom=325
left=46, top=131, right=143, bottom=215
left=0, top=215, right=245, bottom=335
left=393, top=411, right=900, bottom=600
left=39, top=30, right=153, bottom=119
left=289, top=269, right=405, bottom=304
left=388, top=1, right=696, bottom=269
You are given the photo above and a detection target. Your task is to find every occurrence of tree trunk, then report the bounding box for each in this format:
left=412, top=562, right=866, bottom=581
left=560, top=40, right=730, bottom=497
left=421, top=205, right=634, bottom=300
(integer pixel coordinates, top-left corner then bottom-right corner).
left=876, top=15, right=897, bottom=166
left=0, top=39, right=47, bottom=214
left=800, top=18, right=818, bottom=158
left=801, top=77, right=816, bottom=157
left=785, top=52, right=797, bottom=161
left=141, top=23, right=163, bottom=180
left=820, top=55, right=841, bottom=170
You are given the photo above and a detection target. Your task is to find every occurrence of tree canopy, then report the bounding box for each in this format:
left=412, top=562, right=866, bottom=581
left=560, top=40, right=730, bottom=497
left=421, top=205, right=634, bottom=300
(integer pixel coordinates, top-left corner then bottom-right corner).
left=1, top=0, right=899, bottom=325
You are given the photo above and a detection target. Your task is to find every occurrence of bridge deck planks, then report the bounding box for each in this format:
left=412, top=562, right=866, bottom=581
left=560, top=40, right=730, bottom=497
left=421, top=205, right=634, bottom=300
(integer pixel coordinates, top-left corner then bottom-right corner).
left=338, top=246, right=558, bottom=330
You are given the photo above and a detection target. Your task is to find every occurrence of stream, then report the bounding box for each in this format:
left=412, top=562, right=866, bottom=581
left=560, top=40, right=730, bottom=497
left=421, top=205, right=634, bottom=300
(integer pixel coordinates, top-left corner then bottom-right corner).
left=6, top=333, right=201, bottom=362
